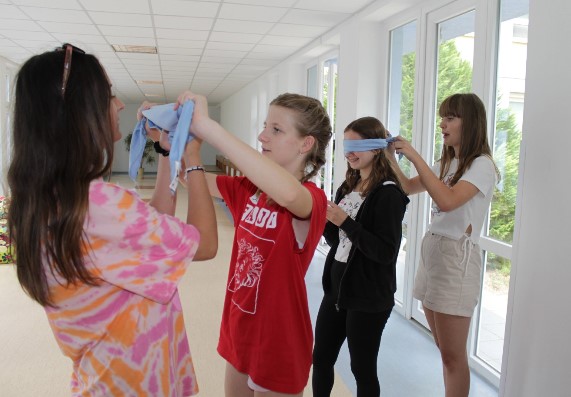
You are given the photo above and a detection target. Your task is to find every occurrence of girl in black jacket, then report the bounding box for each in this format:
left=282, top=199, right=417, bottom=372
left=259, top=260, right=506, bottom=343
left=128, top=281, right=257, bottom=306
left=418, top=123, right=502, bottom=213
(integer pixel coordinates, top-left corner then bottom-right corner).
left=312, top=117, right=409, bottom=397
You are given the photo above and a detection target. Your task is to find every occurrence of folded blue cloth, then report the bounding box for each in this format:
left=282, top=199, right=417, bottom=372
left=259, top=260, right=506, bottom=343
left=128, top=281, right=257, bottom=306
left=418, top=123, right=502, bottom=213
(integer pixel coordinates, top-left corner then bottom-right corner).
left=128, top=119, right=148, bottom=181
left=343, top=137, right=396, bottom=154
left=167, top=101, right=194, bottom=193
left=128, top=102, right=195, bottom=194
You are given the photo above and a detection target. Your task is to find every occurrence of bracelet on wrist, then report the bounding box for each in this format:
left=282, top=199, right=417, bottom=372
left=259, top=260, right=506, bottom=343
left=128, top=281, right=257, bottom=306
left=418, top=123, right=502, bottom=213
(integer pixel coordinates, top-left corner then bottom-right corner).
left=153, top=141, right=170, bottom=157
left=185, top=165, right=205, bottom=174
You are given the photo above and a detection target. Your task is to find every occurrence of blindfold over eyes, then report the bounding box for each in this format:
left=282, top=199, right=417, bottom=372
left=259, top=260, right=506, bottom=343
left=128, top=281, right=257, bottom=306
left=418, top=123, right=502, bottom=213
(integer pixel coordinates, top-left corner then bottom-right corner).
left=343, top=137, right=396, bottom=154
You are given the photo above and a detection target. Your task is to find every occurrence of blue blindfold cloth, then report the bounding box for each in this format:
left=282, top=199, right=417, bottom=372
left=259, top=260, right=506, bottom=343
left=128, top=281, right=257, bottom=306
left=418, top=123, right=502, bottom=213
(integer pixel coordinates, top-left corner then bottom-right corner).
left=343, top=137, right=397, bottom=154
left=128, top=102, right=195, bottom=194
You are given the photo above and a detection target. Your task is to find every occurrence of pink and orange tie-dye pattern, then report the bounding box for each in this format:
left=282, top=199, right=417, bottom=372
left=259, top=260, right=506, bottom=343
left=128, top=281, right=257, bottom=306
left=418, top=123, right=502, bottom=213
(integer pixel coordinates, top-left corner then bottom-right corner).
left=44, top=180, right=200, bottom=396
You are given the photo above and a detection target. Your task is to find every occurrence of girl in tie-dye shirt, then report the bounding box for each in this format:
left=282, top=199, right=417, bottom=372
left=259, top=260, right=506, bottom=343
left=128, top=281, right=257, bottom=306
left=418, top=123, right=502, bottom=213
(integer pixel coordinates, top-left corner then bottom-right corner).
left=8, top=46, right=217, bottom=396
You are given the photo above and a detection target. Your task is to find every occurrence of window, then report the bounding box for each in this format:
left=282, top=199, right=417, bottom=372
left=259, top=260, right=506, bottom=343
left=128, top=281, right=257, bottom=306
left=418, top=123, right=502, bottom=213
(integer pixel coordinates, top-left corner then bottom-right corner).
left=387, top=20, right=417, bottom=307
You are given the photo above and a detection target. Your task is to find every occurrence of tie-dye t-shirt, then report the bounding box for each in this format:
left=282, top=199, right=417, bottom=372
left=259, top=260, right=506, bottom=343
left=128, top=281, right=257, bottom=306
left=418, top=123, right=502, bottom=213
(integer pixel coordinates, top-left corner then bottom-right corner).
left=44, top=180, right=200, bottom=396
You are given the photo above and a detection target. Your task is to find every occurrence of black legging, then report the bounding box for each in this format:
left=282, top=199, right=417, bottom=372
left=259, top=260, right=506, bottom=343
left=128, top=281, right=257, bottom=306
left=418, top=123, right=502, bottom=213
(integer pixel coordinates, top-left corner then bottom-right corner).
left=312, top=294, right=392, bottom=397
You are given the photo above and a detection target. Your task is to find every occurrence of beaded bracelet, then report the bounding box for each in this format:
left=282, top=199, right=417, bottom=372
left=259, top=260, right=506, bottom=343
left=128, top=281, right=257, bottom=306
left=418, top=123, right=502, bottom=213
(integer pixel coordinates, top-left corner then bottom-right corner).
left=185, top=166, right=205, bottom=173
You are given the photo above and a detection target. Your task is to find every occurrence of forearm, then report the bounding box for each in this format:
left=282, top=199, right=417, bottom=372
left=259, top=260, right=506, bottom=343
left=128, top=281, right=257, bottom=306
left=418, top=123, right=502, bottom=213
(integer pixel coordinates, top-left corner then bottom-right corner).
left=149, top=155, right=176, bottom=215
left=185, top=155, right=218, bottom=261
left=388, top=154, right=422, bottom=195
left=410, top=155, right=454, bottom=210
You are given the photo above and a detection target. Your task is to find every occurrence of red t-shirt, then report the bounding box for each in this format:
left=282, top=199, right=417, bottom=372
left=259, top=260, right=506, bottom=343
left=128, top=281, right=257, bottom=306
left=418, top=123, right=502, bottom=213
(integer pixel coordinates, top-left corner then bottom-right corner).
left=216, top=176, right=327, bottom=394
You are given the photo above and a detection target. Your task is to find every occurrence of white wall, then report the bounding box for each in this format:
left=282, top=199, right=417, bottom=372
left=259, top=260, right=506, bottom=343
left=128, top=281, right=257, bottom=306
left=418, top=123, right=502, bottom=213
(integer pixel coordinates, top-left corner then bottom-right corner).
left=499, top=0, right=571, bottom=395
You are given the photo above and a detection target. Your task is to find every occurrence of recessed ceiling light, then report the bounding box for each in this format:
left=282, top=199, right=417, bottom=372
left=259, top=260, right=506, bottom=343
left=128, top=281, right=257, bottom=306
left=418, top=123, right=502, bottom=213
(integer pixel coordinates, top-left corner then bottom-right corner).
left=136, top=80, right=163, bottom=85
left=112, top=44, right=157, bottom=54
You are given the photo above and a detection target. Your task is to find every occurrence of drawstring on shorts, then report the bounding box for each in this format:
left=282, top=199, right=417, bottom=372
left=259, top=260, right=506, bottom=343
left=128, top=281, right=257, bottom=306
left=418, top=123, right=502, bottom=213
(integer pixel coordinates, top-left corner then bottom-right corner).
left=460, top=234, right=474, bottom=276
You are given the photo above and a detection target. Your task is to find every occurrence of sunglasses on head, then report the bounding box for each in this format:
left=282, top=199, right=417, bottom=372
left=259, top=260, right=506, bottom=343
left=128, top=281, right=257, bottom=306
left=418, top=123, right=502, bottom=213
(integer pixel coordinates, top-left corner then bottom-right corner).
left=55, top=43, right=85, bottom=96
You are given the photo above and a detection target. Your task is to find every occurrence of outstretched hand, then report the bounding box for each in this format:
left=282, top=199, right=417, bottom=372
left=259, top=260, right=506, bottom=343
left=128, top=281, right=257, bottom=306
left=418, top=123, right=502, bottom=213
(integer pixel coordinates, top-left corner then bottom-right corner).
left=326, top=201, right=349, bottom=227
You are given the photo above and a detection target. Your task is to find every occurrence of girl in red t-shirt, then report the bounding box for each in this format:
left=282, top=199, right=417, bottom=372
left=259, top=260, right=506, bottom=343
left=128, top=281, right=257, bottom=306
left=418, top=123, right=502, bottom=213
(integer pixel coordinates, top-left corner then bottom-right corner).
left=176, top=91, right=333, bottom=396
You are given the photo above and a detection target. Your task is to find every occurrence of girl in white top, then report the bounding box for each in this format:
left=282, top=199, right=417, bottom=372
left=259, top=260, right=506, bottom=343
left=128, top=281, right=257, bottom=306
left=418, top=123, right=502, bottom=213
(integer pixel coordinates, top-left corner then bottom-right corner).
left=388, top=93, right=498, bottom=397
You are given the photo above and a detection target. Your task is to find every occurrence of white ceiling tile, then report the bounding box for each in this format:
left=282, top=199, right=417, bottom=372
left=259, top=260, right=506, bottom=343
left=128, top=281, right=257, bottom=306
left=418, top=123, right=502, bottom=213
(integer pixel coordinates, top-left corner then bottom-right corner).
left=2, top=0, right=372, bottom=105
left=294, top=0, right=374, bottom=14
left=158, top=46, right=203, bottom=56
left=0, top=4, right=30, bottom=19
left=11, top=0, right=82, bottom=9
left=14, top=40, right=59, bottom=51
left=99, top=25, right=154, bottom=38
left=155, top=28, right=209, bottom=41
left=37, top=21, right=98, bottom=35
left=239, top=58, right=279, bottom=67
left=0, top=38, right=19, bottom=47
left=218, top=4, right=287, bottom=22
left=156, top=38, right=205, bottom=49
left=116, top=52, right=159, bottom=61
left=88, top=12, right=153, bottom=27
left=206, top=41, right=255, bottom=52
left=209, top=31, right=262, bottom=44
left=259, top=35, right=311, bottom=47
left=79, top=0, right=150, bottom=14
left=245, top=51, right=286, bottom=60
left=151, top=0, right=219, bottom=18
left=154, top=15, right=213, bottom=30
left=160, top=64, right=198, bottom=72
left=269, top=23, right=328, bottom=38
left=160, top=54, right=200, bottom=62
left=203, top=49, right=246, bottom=59
left=213, top=19, right=273, bottom=35
left=200, top=56, right=241, bottom=65
left=0, top=30, right=54, bottom=41
left=0, top=18, right=43, bottom=31
left=106, top=36, right=156, bottom=46
left=196, top=63, right=235, bottom=72
left=83, top=44, right=115, bottom=54
left=225, top=0, right=295, bottom=6
left=281, top=9, right=348, bottom=27
left=20, top=7, right=91, bottom=23
left=139, top=85, right=164, bottom=95
left=233, top=64, right=269, bottom=72
left=50, top=34, right=108, bottom=46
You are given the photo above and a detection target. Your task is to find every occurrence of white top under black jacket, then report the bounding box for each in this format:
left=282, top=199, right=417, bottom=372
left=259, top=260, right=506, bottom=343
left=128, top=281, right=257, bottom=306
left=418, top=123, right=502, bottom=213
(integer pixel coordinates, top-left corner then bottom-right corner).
left=322, top=181, right=410, bottom=313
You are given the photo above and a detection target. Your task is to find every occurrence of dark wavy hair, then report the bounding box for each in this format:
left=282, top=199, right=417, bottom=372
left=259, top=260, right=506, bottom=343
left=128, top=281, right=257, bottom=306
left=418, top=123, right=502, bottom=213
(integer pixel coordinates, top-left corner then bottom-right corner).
left=7, top=47, right=114, bottom=306
left=340, top=116, right=402, bottom=198
left=270, top=93, right=332, bottom=183
left=438, top=93, right=499, bottom=185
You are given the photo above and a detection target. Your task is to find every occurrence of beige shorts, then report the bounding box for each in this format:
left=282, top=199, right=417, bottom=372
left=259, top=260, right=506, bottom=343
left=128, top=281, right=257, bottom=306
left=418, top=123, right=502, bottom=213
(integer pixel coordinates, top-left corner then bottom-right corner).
left=413, top=232, right=483, bottom=317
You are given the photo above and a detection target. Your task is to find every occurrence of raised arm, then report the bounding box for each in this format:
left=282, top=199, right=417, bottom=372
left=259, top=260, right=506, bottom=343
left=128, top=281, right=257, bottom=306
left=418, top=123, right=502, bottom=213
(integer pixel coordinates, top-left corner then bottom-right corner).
left=180, top=138, right=218, bottom=261
left=386, top=137, right=425, bottom=195
left=176, top=91, right=313, bottom=219
left=391, top=136, right=479, bottom=211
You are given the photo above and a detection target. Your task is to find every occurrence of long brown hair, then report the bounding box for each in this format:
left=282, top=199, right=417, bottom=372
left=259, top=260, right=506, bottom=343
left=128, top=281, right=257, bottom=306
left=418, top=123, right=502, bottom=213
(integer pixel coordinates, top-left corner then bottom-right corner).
left=340, top=117, right=403, bottom=198
left=438, top=93, right=499, bottom=185
left=270, top=93, right=332, bottom=183
left=8, top=48, right=114, bottom=306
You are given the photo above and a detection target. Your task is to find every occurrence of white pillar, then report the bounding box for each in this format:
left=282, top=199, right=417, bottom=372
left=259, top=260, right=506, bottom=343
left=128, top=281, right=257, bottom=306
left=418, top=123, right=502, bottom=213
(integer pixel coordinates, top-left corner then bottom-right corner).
left=500, top=0, right=571, bottom=395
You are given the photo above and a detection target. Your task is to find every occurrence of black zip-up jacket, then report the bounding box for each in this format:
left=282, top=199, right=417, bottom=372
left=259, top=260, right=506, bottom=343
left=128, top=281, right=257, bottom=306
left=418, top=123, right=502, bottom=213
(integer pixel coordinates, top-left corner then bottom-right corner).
left=322, top=181, right=409, bottom=312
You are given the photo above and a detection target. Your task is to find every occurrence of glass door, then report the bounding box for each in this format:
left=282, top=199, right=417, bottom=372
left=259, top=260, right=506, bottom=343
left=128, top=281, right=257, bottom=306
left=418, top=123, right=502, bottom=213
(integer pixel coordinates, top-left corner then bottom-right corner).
left=411, top=2, right=476, bottom=328
left=472, top=0, right=528, bottom=381
left=386, top=20, right=418, bottom=311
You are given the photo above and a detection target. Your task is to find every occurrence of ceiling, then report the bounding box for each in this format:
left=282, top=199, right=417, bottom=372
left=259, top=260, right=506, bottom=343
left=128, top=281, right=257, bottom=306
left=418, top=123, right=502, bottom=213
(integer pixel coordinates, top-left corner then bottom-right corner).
left=0, top=0, right=376, bottom=105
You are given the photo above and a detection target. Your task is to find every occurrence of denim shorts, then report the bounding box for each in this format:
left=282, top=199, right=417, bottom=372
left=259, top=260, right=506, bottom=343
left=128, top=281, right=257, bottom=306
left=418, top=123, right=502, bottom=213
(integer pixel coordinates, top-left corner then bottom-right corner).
left=413, top=231, right=483, bottom=317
